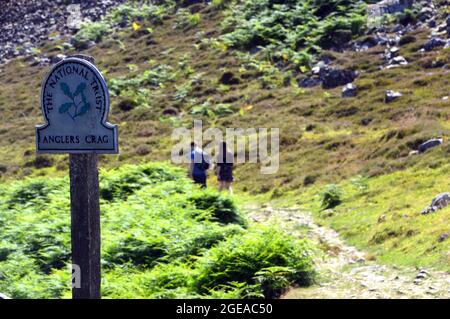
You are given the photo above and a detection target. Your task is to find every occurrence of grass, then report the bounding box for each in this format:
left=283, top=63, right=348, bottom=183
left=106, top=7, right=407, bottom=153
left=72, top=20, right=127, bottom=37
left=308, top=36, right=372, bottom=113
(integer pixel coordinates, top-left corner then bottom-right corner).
left=0, top=162, right=315, bottom=299
left=291, top=161, right=450, bottom=270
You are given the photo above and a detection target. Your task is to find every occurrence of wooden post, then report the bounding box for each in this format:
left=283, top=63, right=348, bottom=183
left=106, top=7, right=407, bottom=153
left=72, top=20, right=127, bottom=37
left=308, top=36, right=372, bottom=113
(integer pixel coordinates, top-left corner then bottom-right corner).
left=37, top=53, right=117, bottom=299
left=70, top=153, right=101, bottom=299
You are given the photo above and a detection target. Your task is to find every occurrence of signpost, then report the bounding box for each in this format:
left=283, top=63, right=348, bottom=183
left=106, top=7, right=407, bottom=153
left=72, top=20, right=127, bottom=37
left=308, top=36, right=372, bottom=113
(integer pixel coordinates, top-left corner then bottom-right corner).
left=36, top=55, right=118, bottom=299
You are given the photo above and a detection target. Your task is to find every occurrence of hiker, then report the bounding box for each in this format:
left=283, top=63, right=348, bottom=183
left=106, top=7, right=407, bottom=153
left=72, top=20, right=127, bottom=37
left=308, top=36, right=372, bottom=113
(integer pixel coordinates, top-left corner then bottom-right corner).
left=189, top=142, right=210, bottom=188
left=215, top=142, right=234, bottom=194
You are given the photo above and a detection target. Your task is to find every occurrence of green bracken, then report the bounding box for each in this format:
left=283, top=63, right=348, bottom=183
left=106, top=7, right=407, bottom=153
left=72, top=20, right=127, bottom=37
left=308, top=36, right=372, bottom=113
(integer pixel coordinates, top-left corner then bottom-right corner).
left=0, top=163, right=315, bottom=299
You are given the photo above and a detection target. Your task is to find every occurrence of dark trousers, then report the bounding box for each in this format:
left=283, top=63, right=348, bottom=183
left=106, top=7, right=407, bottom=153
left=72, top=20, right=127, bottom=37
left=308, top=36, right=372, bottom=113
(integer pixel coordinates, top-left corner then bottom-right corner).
left=193, top=174, right=207, bottom=188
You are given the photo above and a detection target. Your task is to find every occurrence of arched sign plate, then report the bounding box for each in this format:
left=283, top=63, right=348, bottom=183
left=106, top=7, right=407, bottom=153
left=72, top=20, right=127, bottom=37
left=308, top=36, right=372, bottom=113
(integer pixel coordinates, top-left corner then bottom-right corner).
left=36, top=57, right=118, bottom=154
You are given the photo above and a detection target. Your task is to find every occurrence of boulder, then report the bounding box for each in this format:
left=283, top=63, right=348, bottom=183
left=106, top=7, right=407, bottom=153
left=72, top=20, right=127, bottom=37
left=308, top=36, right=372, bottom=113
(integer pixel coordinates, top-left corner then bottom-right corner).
left=422, top=193, right=450, bottom=215
left=386, top=46, right=400, bottom=59
left=391, top=56, right=408, bottom=65
left=386, top=56, right=408, bottom=69
left=298, top=77, right=321, bottom=88
left=423, top=38, right=447, bottom=51
left=431, top=193, right=450, bottom=209
left=418, top=138, right=443, bottom=153
left=385, top=90, right=402, bottom=103
left=320, top=67, right=357, bottom=89
left=342, top=83, right=358, bottom=98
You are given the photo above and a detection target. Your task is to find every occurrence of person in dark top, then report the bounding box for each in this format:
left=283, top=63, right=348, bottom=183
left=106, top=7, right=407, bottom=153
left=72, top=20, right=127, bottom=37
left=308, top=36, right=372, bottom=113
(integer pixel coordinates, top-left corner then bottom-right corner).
left=215, top=142, right=234, bottom=194
left=189, top=142, right=210, bottom=188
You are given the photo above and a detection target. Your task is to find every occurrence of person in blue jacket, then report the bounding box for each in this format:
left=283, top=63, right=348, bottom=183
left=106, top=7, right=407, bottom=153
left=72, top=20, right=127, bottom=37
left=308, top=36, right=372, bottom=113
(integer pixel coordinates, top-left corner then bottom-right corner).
left=189, top=142, right=210, bottom=188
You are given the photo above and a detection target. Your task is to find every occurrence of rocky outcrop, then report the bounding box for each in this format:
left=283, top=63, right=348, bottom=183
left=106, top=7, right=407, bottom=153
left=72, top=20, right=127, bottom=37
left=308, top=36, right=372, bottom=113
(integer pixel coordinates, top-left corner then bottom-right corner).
left=368, top=0, right=414, bottom=18
left=298, top=66, right=358, bottom=89
left=0, top=0, right=126, bottom=64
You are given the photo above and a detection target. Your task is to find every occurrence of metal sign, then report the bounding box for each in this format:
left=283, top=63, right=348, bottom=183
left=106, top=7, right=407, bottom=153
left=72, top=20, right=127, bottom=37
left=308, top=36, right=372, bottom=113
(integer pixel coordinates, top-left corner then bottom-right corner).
left=36, top=57, right=118, bottom=153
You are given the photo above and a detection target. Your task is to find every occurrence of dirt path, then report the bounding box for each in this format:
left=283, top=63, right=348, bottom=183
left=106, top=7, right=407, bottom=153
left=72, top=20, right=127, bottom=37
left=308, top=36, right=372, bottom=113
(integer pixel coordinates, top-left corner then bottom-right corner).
left=246, top=205, right=450, bottom=299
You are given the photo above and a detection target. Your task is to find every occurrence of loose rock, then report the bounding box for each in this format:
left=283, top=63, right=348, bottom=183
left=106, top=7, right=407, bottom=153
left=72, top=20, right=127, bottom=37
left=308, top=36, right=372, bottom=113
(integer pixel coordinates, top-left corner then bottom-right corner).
left=422, top=38, right=447, bottom=51
left=438, top=233, right=449, bottom=243
left=389, top=56, right=408, bottom=66
left=385, top=90, right=402, bottom=103
left=320, top=67, right=357, bottom=89
left=418, top=138, right=443, bottom=153
left=342, top=83, right=358, bottom=98
left=421, top=193, right=450, bottom=215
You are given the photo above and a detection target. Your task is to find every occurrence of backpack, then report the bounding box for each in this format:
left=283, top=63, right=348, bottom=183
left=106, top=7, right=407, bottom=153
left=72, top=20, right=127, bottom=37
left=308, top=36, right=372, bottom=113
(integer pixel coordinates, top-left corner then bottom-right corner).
left=195, top=152, right=210, bottom=171
left=200, top=153, right=210, bottom=170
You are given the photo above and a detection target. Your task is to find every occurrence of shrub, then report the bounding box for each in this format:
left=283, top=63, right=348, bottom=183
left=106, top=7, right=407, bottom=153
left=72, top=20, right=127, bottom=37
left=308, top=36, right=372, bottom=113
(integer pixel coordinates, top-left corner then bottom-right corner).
left=195, top=225, right=315, bottom=298
left=7, top=179, right=56, bottom=207
left=100, top=163, right=182, bottom=201
left=108, top=65, right=176, bottom=97
left=303, top=175, right=317, bottom=186
left=189, top=190, right=246, bottom=226
left=72, top=21, right=109, bottom=48
left=318, top=14, right=366, bottom=49
left=321, top=184, right=343, bottom=209
left=190, top=101, right=236, bottom=118
left=105, top=235, right=167, bottom=268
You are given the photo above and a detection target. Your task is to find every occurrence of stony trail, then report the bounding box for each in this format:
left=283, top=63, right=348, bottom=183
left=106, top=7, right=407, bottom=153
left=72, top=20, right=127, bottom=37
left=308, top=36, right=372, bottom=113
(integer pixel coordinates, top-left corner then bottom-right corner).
left=246, top=206, right=450, bottom=299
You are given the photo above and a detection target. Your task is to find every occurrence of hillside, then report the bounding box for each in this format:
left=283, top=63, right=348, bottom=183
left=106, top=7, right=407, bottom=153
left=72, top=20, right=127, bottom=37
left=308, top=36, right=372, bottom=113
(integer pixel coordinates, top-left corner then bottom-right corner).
left=0, top=1, right=448, bottom=187
left=0, top=0, right=449, bottom=298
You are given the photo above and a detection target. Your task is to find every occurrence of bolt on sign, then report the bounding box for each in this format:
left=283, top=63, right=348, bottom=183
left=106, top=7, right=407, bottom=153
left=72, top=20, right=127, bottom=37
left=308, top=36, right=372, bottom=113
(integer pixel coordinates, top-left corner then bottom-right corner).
left=36, top=57, right=118, bottom=153
left=36, top=56, right=118, bottom=299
